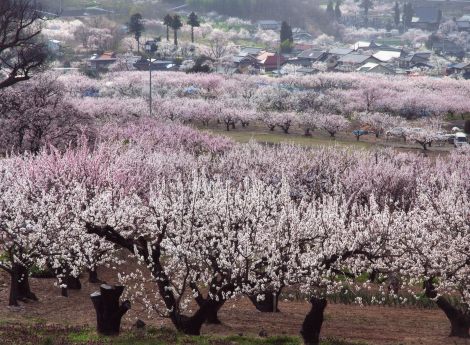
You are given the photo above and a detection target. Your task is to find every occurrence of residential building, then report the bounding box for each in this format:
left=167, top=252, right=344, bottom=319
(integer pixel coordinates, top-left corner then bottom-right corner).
left=88, top=51, right=117, bottom=71
left=297, top=49, right=327, bottom=65
left=336, top=53, right=381, bottom=71
left=257, top=20, right=282, bottom=31
left=456, top=15, right=470, bottom=32
left=256, top=52, right=287, bottom=72
left=411, top=7, right=442, bottom=31
left=357, top=62, right=395, bottom=74
left=373, top=50, right=402, bottom=63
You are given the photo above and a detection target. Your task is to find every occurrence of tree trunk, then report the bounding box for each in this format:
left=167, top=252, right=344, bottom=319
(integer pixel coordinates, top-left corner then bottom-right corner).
left=248, top=291, right=281, bottom=312
left=60, top=273, right=81, bottom=297
left=191, top=27, right=194, bottom=43
left=166, top=26, right=169, bottom=41
left=194, top=294, right=225, bottom=324
left=304, top=128, right=312, bottom=137
left=436, top=298, right=470, bottom=337
left=91, top=284, right=131, bottom=336
left=171, top=298, right=221, bottom=335
left=88, top=269, right=104, bottom=284
left=300, top=297, right=327, bottom=345
left=174, top=30, right=178, bottom=46
left=424, top=280, right=470, bottom=338
left=8, top=264, right=38, bottom=306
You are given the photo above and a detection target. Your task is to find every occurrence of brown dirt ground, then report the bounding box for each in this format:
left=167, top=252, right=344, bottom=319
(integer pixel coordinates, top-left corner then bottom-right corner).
left=0, top=268, right=468, bottom=345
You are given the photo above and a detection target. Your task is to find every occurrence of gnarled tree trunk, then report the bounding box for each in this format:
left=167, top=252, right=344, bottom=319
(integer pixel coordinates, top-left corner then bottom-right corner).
left=248, top=289, right=282, bottom=312
left=91, top=284, right=131, bottom=336
left=88, top=268, right=104, bottom=284
left=86, top=224, right=227, bottom=336
left=58, top=270, right=81, bottom=297
left=424, top=280, right=470, bottom=338
left=300, top=297, right=327, bottom=345
left=8, top=263, right=38, bottom=306
left=193, top=293, right=224, bottom=324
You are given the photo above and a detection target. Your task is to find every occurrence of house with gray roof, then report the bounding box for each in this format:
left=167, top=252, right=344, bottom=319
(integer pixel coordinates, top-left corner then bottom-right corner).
left=297, top=49, right=327, bottom=65
left=411, top=7, right=442, bottom=31
left=457, top=15, right=470, bottom=32
left=337, top=53, right=380, bottom=66
left=257, top=20, right=281, bottom=31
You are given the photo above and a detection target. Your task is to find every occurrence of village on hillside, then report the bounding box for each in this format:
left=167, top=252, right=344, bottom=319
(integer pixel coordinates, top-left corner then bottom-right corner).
left=39, top=0, right=470, bottom=78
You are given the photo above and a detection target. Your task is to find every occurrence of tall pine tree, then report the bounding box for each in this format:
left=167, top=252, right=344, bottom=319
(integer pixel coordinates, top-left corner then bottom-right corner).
left=326, top=1, right=335, bottom=20
left=335, top=0, right=342, bottom=21
left=163, top=14, right=173, bottom=42
left=129, top=13, right=145, bottom=53
left=360, top=0, right=374, bottom=26
left=394, top=2, right=400, bottom=27
left=280, top=21, right=293, bottom=53
left=171, top=14, right=183, bottom=46
left=187, top=12, right=200, bottom=43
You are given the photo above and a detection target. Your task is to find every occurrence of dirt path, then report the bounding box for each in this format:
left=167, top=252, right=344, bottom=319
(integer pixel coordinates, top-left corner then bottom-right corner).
left=0, top=269, right=466, bottom=345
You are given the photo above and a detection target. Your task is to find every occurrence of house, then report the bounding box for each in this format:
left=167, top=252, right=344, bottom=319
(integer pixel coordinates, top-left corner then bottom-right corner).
left=447, top=62, right=470, bottom=78
left=292, top=27, right=313, bottom=41
left=432, top=40, right=465, bottom=58
left=456, top=15, right=470, bottom=32
left=336, top=53, right=381, bottom=71
left=399, top=52, right=431, bottom=69
left=239, top=47, right=264, bottom=56
left=257, top=20, right=281, bottom=31
left=134, top=57, right=177, bottom=71
left=88, top=51, right=117, bottom=71
left=297, top=49, right=327, bottom=65
left=256, top=52, right=287, bottom=72
left=328, top=47, right=353, bottom=57
left=232, top=54, right=260, bottom=72
left=373, top=50, right=402, bottom=63
left=357, top=62, right=395, bottom=74
left=411, top=7, right=442, bottom=31
left=352, top=41, right=383, bottom=51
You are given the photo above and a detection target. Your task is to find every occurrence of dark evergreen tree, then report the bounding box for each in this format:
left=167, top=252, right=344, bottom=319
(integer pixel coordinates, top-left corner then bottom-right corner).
left=359, top=0, right=374, bottom=26
left=280, top=21, right=293, bottom=53
left=403, top=2, right=414, bottom=29
left=335, top=0, right=342, bottom=21
left=163, top=14, right=173, bottom=42
left=128, top=13, right=145, bottom=53
left=171, top=14, right=183, bottom=46
left=187, top=12, right=200, bottom=43
left=394, top=2, right=400, bottom=27
left=326, top=1, right=335, bottom=20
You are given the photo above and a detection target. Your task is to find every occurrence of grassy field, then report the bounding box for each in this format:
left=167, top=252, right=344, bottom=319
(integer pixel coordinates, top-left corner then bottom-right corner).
left=0, top=322, right=363, bottom=345
left=207, top=128, right=372, bottom=149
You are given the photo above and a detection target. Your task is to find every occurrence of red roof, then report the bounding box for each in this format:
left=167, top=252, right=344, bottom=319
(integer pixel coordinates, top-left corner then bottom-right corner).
left=257, top=52, right=286, bottom=68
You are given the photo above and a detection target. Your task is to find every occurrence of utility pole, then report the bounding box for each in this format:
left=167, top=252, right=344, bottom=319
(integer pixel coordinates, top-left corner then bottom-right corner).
left=145, top=39, right=159, bottom=117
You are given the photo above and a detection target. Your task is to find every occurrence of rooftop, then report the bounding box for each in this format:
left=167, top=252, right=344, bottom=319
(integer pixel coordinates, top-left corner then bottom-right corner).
left=373, top=50, right=401, bottom=62
left=329, top=47, right=354, bottom=56
left=338, top=53, right=375, bottom=64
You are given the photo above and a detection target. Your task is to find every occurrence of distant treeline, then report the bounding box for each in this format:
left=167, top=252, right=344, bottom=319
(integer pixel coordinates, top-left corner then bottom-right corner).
left=186, top=0, right=322, bottom=23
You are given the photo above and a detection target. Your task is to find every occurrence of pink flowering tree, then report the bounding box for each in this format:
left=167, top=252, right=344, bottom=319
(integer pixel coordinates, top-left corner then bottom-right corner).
left=317, top=114, right=350, bottom=137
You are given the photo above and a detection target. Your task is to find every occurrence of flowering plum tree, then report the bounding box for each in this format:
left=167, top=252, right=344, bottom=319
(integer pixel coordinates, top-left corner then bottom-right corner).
left=0, top=73, right=92, bottom=154
left=317, top=114, right=350, bottom=138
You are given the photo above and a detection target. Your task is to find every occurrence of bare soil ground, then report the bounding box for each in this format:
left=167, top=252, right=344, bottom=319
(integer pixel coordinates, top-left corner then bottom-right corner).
left=0, top=269, right=467, bottom=345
